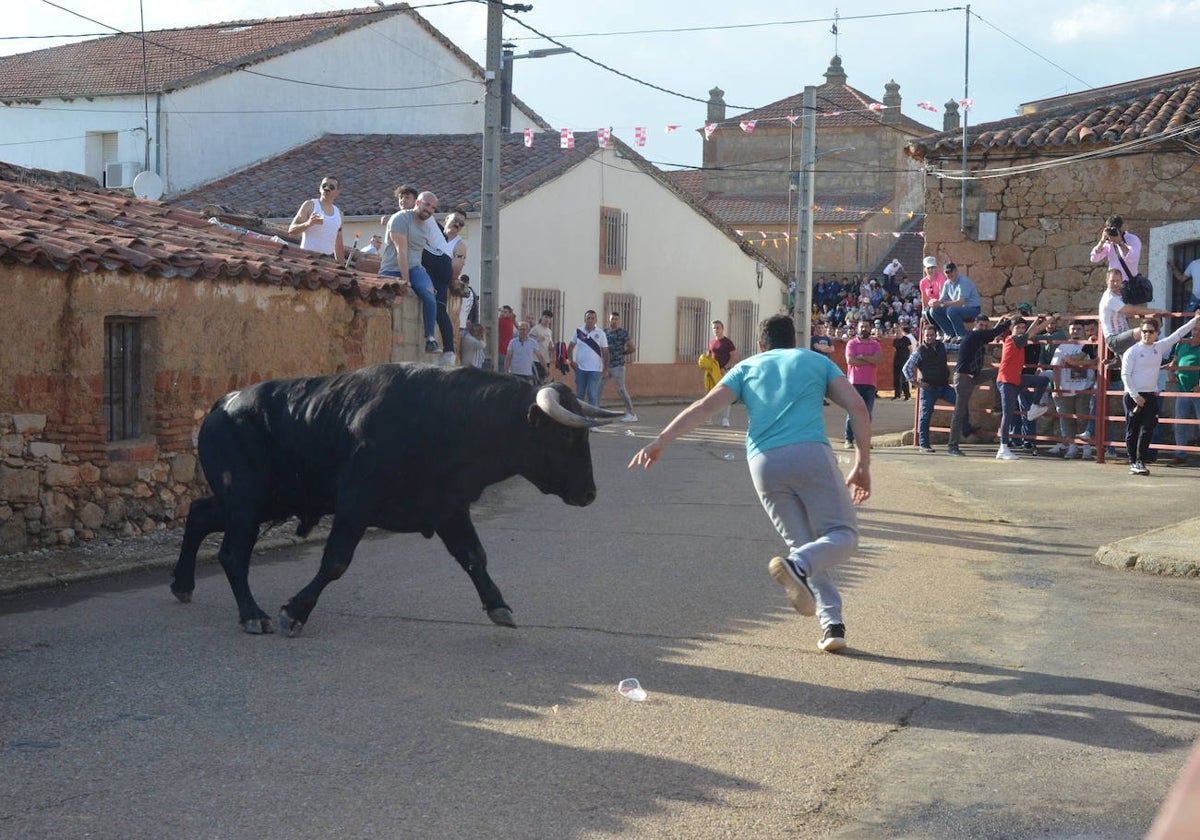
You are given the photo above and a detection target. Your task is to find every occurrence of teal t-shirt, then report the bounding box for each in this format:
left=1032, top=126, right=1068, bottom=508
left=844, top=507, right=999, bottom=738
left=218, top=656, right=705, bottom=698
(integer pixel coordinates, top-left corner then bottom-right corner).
left=720, top=348, right=844, bottom=458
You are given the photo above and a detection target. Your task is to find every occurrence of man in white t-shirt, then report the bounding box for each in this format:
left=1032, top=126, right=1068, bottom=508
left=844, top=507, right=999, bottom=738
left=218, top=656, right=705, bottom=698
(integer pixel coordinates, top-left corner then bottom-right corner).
left=1098, top=268, right=1163, bottom=357
left=1048, top=320, right=1096, bottom=458
left=568, top=309, right=608, bottom=407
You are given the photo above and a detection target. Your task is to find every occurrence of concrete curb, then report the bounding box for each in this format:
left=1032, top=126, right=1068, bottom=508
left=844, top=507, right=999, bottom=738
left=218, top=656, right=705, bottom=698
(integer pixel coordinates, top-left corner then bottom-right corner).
left=1094, top=516, right=1200, bottom=577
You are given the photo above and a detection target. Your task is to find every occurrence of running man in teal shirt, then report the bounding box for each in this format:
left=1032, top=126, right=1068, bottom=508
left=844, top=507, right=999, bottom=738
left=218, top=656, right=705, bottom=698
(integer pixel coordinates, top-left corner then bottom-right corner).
left=629, top=315, right=872, bottom=652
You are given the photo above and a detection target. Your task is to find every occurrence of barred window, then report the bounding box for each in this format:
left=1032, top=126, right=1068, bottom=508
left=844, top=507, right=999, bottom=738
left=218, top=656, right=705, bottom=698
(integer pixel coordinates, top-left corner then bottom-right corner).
left=727, top=300, right=759, bottom=360
left=603, top=293, right=641, bottom=362
left=103, top=318, right=143, bottom=442
left=675, top=297, right=711, bottom=364
left=521, top=288, right=564, bottom=329
left=599, top=206, right=628, bottom=275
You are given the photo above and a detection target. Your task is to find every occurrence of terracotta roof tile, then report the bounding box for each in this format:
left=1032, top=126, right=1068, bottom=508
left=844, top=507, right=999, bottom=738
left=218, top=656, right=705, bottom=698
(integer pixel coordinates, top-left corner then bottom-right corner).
left=668, top=190, right=890, bottom=226
left=0, top=3, right=543, bottom=128
left=0, top=165, right=400, bottom=306
left=908, top=66, right=1200, bottom=159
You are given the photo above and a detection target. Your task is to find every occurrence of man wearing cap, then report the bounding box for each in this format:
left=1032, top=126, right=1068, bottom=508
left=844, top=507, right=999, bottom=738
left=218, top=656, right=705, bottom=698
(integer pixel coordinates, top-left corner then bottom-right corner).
left=928, top=262, right=982, bottom=342
left=918, top=256, right=945, bottom=332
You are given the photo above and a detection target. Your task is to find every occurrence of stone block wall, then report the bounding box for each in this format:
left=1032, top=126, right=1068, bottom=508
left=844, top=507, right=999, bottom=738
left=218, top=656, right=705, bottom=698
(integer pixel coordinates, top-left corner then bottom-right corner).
left=921, top=150, right=1200, bottom=317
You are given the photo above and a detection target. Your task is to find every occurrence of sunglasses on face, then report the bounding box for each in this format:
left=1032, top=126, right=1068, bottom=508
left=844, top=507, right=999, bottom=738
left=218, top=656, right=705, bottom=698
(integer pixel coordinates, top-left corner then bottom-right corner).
left=320, top=184, right=337, bottom=191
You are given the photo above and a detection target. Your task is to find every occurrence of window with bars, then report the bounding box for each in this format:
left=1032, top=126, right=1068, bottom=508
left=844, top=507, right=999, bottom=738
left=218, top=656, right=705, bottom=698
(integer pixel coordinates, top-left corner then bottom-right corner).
left=103, top=318, right=144, bottom=442
left=599, top=206, right=628, bottom=275
left=675, top=297, right=711, bottom=364
left=603, top=292, right=641, bottom=362
left=727, top=300, right=759, bottom=360
left=521, top=287, right=564, bottom=329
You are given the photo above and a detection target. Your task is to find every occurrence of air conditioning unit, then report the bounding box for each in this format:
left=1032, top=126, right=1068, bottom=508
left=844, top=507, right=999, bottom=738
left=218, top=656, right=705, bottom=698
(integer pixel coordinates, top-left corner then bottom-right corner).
left=104, top=161, right=139, bottom=188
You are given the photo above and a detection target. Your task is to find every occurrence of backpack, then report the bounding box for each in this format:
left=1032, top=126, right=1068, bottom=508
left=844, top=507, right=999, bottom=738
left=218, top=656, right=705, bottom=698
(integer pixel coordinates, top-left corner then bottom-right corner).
left=1115, top=251, right=1153, bottom=305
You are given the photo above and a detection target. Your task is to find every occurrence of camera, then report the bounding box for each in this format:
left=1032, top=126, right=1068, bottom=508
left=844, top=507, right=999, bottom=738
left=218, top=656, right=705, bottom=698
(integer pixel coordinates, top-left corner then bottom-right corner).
left=1106, top=226, right=1121, bottom=237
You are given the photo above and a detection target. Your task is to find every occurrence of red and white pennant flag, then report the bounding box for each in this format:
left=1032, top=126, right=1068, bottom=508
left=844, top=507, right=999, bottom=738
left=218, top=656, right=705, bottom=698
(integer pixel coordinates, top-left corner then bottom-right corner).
left=665, top=125, right=680, bottom=133
left=703, top=122, right=717, bottom=140
left=524, top=128, right=533, bottom=148
left=560, top=128, right=574, bottom=149
left=867, top=103, right=885, bottom=112
left=916, top=101, right=939, bottom=113
left=740, top=119, right=757, bottom=133
left=597, top=128, right=611, bottom=148
left=634, top=127, right=647, bottom=147
left=958, top=98, right=974, bottom=110
left=787, top=115, right=800, bottom=126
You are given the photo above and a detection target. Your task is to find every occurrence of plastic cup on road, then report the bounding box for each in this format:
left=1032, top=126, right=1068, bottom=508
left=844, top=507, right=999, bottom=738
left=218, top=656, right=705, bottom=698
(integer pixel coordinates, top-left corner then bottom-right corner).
left=618, top=678, right=646, bottom=701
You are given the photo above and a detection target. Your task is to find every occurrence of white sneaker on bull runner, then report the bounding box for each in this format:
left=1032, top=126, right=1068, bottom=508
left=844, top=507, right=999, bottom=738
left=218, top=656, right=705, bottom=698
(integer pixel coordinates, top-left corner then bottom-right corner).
left=1027, top=403, right=1048, bottom=420
left=768, top=556, right=816, bottom=617
left=818, top=623, right=847, bottom=652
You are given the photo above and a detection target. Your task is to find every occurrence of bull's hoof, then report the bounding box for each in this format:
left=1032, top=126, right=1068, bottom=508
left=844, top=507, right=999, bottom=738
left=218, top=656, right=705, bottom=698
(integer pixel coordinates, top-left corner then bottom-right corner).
left=278, top=607, right=305, bottom=638
left=171, top=587, right=192, bottom=604
left=487, top=607, right=516, bottom=628
left=241, top=615, right=275, bottom=635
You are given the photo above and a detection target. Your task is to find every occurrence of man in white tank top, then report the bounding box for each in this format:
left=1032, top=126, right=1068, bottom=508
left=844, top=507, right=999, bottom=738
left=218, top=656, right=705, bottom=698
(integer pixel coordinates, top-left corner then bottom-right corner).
left=288, top=176, right=346, bottom=263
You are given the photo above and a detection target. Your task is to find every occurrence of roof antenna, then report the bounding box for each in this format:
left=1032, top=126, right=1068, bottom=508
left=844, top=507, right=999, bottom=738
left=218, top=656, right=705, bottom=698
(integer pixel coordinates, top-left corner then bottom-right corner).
left=831, top=8, right=839, bottom=55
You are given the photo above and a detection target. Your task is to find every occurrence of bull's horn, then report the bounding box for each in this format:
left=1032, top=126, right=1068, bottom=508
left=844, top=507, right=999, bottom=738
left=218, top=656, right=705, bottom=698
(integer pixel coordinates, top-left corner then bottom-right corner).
left=576, top=400, right=625, bottom=420
left=535, top=386, right=595, bottom=428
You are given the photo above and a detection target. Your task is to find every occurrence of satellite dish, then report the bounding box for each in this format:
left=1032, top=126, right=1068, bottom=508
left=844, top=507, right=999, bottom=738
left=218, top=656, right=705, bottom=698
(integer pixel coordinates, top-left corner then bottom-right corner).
left=132, top=170, right=164, bottom=201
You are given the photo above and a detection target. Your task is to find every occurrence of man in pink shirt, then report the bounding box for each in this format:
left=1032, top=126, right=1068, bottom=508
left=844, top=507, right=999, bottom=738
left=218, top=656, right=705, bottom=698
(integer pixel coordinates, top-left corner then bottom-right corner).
left=844, top=320, right=883, bottom=448
left=918, top=255, right=946, bottom=331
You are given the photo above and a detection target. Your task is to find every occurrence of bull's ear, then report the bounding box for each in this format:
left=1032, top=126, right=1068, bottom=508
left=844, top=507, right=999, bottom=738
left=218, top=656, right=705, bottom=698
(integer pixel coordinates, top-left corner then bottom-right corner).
left=527, top=405, right=550, bottom=428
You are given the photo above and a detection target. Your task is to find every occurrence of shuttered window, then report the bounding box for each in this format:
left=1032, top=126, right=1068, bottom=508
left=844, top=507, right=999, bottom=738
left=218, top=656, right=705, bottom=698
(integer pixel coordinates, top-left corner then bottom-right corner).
left=675, top=297, right=711, bottom=364
left=599, top=206, right=628, bottom=275
left=104, top=318, right=143, bottom=441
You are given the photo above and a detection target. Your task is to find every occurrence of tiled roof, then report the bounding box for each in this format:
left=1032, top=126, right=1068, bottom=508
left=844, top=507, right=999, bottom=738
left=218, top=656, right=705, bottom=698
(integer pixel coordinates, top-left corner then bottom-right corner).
left=668, top=189, right=890, bottom=226
left=170, top=132, right=605, bottom=218
left=0, top=3, right=540, bottom=126
left=0, top=165, right=400, bottom=306
left=907, top=66, right=1200, bottom=159
left=168, top=132, right=789, bottom=282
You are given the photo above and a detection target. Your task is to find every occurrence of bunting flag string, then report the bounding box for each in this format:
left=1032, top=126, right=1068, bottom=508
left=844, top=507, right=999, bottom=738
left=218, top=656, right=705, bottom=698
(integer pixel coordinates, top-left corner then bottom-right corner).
left=514, top=92, right=981, bottom=150
left=731, top=228, right=926, bottom=249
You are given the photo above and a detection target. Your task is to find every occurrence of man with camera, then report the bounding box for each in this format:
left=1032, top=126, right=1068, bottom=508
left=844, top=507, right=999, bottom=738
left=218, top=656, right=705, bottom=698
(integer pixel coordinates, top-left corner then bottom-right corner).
left=1091, top=215, right=1142, bottom=275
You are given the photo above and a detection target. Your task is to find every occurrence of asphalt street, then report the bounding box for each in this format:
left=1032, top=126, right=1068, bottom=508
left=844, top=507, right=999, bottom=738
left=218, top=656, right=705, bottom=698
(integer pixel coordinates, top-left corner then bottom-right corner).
left=2, top=397, right=1199, bottom=838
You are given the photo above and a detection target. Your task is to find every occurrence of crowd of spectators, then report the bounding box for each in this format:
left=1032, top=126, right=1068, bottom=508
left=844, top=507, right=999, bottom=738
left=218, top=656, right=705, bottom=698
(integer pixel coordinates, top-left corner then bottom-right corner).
left=803, top=269, right=925, bottom=338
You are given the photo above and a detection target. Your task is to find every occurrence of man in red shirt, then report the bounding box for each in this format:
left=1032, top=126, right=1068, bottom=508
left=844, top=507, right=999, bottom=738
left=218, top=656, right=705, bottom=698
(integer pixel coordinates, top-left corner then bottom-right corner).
left=496, top=305, right=515, bottom=372
left=844, top=320, right=883, bottom=448
left=707, top=320, right=738, bottom=426
left=995, top=315, right=1052, bottom=460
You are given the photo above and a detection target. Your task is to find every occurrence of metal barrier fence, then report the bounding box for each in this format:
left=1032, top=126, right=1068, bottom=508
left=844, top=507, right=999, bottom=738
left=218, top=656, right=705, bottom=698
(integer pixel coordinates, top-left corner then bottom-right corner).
left=914, top=311, right=1200, bottom=464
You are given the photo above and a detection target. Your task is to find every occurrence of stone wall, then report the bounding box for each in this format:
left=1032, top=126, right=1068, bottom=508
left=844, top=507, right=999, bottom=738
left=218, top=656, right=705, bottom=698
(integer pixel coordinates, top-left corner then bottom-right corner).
left=921, top=149, right=1200, bottom=316
left=0, top=264, right=406, bottom=556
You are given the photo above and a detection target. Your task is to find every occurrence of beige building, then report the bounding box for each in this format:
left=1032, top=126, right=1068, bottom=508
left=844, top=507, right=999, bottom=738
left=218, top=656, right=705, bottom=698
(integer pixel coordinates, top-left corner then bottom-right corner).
left=905, top=66, right=1200, bottom=317
left=670, top=57, right=938, bottom=279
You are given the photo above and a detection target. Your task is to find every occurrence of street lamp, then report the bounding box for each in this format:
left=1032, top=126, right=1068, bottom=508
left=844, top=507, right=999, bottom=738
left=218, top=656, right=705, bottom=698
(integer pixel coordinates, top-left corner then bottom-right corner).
left=500, top=46, right=574, bottom=133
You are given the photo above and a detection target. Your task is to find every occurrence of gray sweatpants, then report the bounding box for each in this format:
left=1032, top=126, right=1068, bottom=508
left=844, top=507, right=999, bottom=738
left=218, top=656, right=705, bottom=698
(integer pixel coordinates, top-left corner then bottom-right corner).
left=748, top=441, right=858, bottom=628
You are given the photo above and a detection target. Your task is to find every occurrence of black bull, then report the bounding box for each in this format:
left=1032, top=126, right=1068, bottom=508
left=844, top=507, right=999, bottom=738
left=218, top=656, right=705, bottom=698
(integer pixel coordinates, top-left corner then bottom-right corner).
left=171, top=364, right=622, bottom=635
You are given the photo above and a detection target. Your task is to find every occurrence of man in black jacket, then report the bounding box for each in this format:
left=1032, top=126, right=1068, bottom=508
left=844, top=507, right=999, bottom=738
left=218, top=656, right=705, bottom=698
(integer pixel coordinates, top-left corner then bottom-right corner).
left=903, top=323, right=955, bottom=453
left=946, top=314, right=1013, bottom=456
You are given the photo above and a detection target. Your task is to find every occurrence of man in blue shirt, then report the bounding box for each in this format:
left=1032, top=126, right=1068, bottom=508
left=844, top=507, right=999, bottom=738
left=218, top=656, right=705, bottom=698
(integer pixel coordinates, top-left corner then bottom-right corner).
left=927, top=261, right=982, bottom=341
left=629, top=315, right=872, bottom=653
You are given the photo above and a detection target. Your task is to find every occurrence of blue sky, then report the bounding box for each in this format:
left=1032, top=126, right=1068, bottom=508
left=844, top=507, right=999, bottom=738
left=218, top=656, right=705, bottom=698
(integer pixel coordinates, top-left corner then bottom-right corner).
left=11, top=0, right=1200, bottom=169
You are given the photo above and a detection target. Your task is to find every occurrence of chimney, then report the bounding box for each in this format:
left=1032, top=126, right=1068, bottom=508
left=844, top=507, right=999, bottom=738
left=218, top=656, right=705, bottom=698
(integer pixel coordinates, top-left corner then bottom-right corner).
left=703, top=86, right=725, bottom=171
left=882, top=80, right=901, bottom=125
left=707, top=86, right=726, bottom=124
left=823, top=56, right=847, bottom=86
left=943, top=100, right=960, bottom=132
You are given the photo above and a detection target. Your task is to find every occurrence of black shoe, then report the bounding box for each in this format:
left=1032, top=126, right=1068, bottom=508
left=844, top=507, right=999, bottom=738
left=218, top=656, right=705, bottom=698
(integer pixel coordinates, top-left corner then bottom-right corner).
left=425, top=339, right=440, bottom=353
left=947, top=446, right=965, bottom=456
left=768, top=556, right=816, bottom=617
left=818, top=623, right=847, bottom=652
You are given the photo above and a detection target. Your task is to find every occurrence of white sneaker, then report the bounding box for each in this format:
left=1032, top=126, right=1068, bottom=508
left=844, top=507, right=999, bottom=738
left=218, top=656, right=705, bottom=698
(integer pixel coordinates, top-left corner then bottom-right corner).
left=1079, top=430, right=1093, bottom=442
left=996, top=445, right=1019, bottom=461
left=621, top=413, right=638, bottom=422
left=1047, top=443, right=1066, bottom=456
left=438, top=351, right=456, bottom=367
left=721, top=418, right=731, bottom=427
left=1026, top=403, right=1049, bottom=420
left=1065, top=444, right=1080, bottom=459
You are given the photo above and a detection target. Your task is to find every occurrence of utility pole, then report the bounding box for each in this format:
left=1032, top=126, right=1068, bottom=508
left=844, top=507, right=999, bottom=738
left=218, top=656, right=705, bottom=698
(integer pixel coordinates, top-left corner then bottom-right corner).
left=793, top=85, right=817, bottom=350
left=481, top=2, right=503, bottom=369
